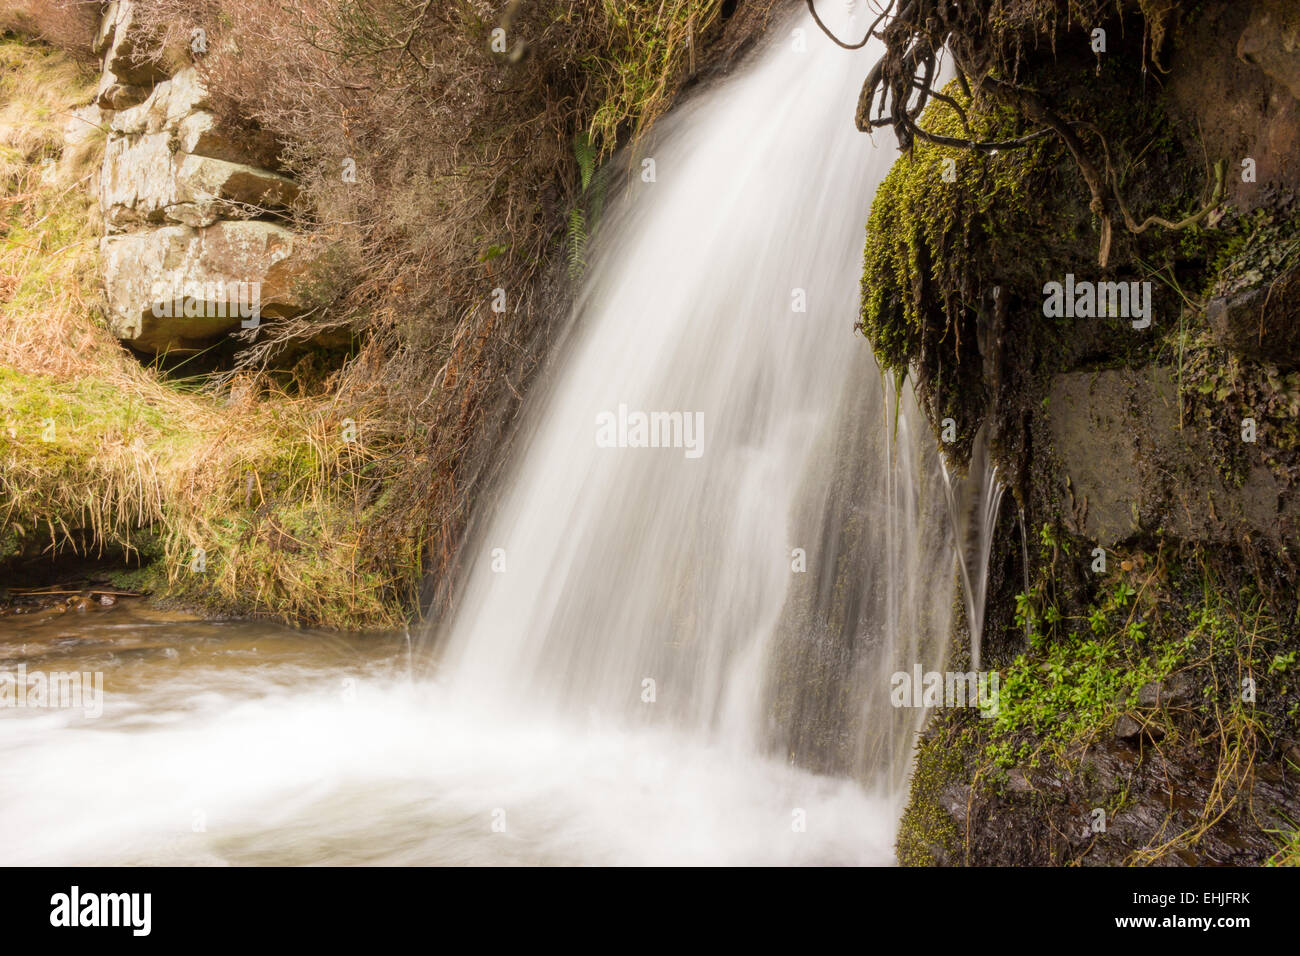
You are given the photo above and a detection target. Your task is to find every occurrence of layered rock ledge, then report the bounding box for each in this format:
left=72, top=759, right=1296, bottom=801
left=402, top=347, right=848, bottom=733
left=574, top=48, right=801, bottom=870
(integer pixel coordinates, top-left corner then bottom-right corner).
left=92, top=0, right=314, bottom=354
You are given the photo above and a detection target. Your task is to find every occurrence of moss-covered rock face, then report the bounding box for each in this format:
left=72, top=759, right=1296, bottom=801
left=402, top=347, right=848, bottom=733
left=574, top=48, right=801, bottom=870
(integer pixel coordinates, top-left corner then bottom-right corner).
left=859, top=21, right=1209, bottom=479
left=896, top=717, right=968, bottom=866
left=859, top=85, right=1070, bottom=464
left=899, top=539, right=1300, bottom=866
left=858, top=0, right=1300, bottom=865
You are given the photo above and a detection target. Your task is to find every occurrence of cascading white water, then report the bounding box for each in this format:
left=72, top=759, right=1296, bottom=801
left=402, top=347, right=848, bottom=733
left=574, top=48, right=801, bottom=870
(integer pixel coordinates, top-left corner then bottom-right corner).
left=0, top=7, right=959, bottom=866
left=434, top=6, right=956, bottom=821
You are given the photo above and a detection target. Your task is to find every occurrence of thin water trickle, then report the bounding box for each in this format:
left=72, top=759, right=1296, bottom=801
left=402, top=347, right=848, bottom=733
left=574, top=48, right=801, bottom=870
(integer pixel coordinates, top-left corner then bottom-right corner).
left=941, top=429, right=1006, bottom=672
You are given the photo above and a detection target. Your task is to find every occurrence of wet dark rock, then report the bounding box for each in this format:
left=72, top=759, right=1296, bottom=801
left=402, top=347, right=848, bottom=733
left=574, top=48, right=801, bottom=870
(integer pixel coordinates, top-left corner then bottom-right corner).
left=940, top=786, right=969, bottom=824
left=1206, top=266, right=1300, bottom=366
left=1238, top=0, right=1300, bottom=102
left=1114, top=713, right=1144, bottom=741
left=1006, top=768, right=1034, bottom=793
left=1048, top=367, right=1300, bottom=546
left=1115, top=712, right=1166, bottom=744
left=1136, top=672, right=1198, bottom=709
left=1168, top=0, right=1300, bottom=208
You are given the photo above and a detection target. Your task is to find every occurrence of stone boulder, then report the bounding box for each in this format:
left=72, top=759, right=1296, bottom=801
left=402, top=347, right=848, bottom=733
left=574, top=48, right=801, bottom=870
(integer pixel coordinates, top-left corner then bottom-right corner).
left=93, top=3, right=120, bottom=57
left=108, top=68, right=210, bottom=137
left=1239, top=0, right=1300, bottom=102
left=173, top=154, right=298, bottom=219
left=100, top=133, right=175, bottom=226
left=102, top=222, right=316, bottom=353
left=175, top=110, right=283, bottom=171
left=100, top=0, right=168, bottom=88
left=96, top=0, right=191, bottom=108
left=107, top=67, right=282, bottom=171
left=95, top=70, right=151, bottom=111
left=1136, top=672, right=1198, bottom=709
left=1207, top=266, right=1300, bottom=366
left=101, top=134, right=298, bottom=230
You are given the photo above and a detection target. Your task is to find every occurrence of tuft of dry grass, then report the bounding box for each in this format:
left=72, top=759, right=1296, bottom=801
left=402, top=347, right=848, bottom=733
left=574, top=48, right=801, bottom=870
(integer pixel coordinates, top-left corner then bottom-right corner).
left=0, top=0, right=100, bottom=63
left=0, top=39, right=418, bottom=627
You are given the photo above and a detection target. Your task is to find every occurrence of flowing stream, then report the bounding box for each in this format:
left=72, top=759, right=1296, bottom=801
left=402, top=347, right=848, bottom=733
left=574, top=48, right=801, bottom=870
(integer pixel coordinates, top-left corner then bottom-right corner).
left=0, top=9, right=964, bottom=866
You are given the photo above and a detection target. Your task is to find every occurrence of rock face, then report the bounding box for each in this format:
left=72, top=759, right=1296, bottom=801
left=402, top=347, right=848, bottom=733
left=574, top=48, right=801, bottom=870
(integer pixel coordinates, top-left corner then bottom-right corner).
left=1168, top=0, right=1300, bottom=211
left=94, top=1, right=312, bottom=354
left=94, top=1, right=168, bottom=109
left=1239, top=0, right=1300, bottom=101
left=102, top=222, right=313, bottom=351
left=1047, top=367, right=1298, bottom=546
left=1207, top=265, right=1300, bottom=366
left=101, top=133, right=297, bottom=230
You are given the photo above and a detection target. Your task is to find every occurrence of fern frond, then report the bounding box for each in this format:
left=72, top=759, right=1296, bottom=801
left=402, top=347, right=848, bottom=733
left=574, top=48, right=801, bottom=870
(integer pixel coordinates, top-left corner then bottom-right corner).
left=567, top=206, right=587, bottom=281
left=573, top=131, right=596, bottom=193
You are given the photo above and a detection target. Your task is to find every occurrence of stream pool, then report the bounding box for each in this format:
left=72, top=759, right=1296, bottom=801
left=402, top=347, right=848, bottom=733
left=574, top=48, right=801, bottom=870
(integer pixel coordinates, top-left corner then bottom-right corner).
left=0, top=598, right=897, bottom=865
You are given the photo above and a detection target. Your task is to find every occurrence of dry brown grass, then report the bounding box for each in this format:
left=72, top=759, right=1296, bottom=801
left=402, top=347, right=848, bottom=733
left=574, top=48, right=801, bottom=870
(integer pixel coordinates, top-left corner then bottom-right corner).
left=0, top=0, right=100, bottom=62
left=0, top=39, right=417, bottom=627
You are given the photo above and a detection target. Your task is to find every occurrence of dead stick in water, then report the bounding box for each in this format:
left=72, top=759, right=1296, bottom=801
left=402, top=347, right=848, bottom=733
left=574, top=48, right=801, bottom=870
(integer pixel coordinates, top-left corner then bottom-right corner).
left=10, top=588, right=140, bottom=596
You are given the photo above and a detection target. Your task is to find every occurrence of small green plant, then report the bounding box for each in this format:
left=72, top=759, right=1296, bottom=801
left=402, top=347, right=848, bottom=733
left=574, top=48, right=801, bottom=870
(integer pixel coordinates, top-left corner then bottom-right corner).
left=1269, top=650, right=1297, bottom=676
left=1014, top=590, right=1041, bottom=641
left=1088, top=606, right=1109, bottom=635
left=566, top=131, right=605, bottom=281
left=1039, top=523, right=1056, bottom=550
left=1265, top=816, right=1300, bottom=867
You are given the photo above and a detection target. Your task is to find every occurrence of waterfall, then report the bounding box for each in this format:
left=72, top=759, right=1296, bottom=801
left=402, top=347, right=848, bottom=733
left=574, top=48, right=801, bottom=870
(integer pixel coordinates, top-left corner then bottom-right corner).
left=0, top=7, right=965, bottom=867
left=433, top=7, right=956, bottom=819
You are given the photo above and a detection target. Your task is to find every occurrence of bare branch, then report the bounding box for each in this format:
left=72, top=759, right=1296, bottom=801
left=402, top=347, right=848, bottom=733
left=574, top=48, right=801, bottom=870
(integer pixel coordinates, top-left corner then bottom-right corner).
left=804, top=0, right=898, bottom=51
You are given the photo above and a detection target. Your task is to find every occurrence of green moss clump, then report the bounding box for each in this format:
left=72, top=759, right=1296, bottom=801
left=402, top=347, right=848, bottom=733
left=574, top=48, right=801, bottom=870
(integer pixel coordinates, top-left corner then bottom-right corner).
left=858, top=85, right=1075, bottom=462
left=861, top=88, right=1055, bottom=372
left=896, top=718, right=971, bottom=866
